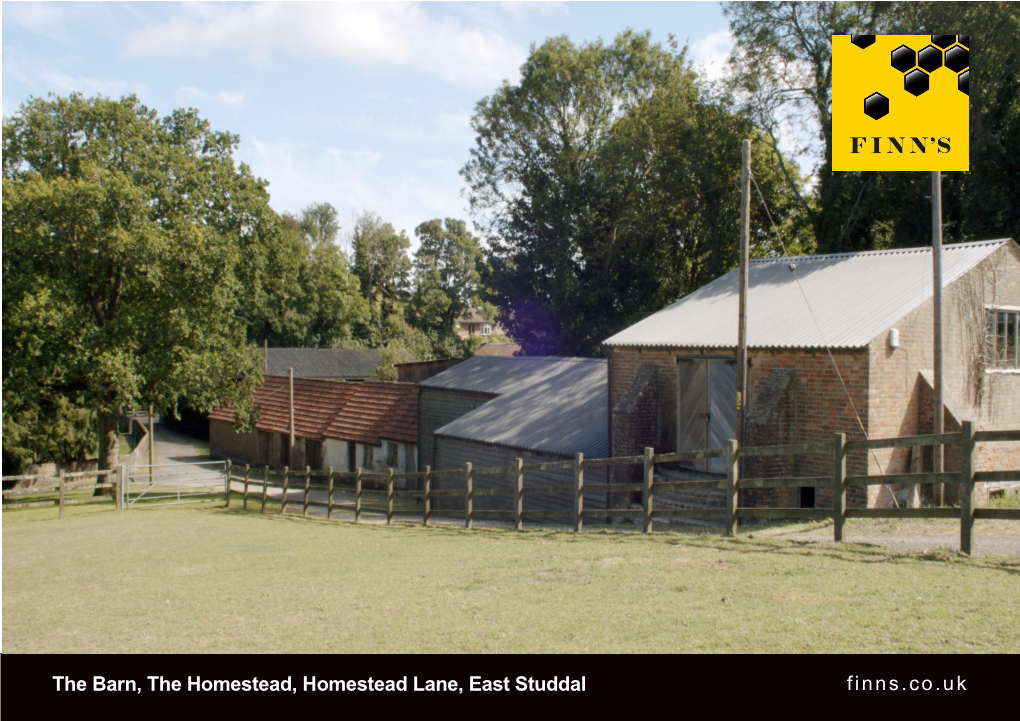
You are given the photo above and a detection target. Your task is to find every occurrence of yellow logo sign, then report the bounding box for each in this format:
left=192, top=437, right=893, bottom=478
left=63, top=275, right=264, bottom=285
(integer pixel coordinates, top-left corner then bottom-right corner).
left=832, top=35, right=969, bottom=171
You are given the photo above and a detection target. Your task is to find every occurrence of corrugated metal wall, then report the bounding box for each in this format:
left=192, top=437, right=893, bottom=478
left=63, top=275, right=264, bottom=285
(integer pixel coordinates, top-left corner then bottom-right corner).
left=433, top=436, right=607, bottom=518
left=418, top=387, right=495, bottom=471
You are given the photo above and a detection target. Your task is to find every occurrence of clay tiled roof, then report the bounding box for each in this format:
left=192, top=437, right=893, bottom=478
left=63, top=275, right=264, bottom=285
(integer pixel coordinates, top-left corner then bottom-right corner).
left=210, top=377, right=417, bottom=445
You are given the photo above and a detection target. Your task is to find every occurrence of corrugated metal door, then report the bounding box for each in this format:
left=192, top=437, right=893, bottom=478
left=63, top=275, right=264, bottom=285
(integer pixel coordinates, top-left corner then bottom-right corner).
left=677, top=358, right=737, bottom=474
left=706, top=360, right=737, bottom=474
left=677, top=359, right=708, bottom=471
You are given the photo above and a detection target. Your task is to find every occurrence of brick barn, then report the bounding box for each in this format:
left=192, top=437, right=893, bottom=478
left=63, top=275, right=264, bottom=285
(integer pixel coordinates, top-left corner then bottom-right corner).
left=418, top=356, right=609, bottom=514
left=209, top=377, right=418, bottom=482
left=603, top=239, right=1020, bottom=509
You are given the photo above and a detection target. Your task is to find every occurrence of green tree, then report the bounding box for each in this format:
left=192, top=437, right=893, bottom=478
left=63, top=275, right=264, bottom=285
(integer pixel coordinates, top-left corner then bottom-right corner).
left=407, top=218, right=486, bottom=344
left=463, top=31, right=809, bottom=356
left=249, top=203, right=368, bottom=348
left=2, top=94, right=272, bottom=479
left=351, top=211, right=412, bottom=343
left=725, top=1, right=1020, bottom=251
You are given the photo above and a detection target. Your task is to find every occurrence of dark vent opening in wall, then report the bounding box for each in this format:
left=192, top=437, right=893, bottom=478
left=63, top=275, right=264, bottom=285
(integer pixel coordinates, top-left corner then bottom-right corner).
left=800, top=486, right=816, bottom=508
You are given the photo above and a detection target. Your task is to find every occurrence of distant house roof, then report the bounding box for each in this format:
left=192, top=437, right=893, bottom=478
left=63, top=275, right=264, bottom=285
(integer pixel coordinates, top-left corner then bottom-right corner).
left=474, top=343, right=521, bottom=357
left=603, top=239, right=1012, bottom=350
left=422, top=356, right=608, bottom=458
left=262, top=348, right=380, bottom=379
left=210, top=376, right=417, bottom=445
left=457, top=308, right=489, bottom=325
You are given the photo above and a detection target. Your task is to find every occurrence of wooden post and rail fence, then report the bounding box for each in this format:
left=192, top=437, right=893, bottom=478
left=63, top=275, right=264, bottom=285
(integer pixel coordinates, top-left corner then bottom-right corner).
left=5, top=423, right=1019, bottom=555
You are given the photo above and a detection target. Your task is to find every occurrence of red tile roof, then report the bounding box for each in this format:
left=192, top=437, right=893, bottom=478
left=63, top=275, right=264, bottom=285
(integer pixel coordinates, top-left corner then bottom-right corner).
left=209, top=377, right=417, bottom=445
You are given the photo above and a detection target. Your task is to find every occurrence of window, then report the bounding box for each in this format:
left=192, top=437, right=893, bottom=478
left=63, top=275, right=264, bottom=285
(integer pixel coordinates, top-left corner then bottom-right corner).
left=988, top=309, right=1019, bottom=369
left=363, top=445, right=374, bottom=468
left=481, top=324, right=492, bottom=336
left=387, top=442, right=399, bottom=468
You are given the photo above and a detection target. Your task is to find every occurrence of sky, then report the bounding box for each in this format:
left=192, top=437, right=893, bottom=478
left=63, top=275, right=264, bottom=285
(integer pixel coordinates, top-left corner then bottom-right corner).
left=2, top=1, right=736, bottom=246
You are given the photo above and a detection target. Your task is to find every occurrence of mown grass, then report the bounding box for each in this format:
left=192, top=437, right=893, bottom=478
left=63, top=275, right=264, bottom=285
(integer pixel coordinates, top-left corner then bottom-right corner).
left=3, top=502, right=1019, bottom=653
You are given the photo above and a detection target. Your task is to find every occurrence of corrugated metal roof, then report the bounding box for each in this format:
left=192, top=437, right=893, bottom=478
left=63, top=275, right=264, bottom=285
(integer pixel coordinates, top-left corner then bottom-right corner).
left=263, top=348, right=380, bottom=378
left=603, top=239, right=1011, bottom=349
left=426, top=356, right=608, bottom=458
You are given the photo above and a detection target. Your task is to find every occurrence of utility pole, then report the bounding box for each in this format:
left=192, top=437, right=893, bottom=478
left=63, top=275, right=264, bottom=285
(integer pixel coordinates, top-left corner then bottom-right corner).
left=931, top=171, right=944, bottom=505
left=737, top=140, right=751, bottom=446
left=289, top=367, right=295, bottom=466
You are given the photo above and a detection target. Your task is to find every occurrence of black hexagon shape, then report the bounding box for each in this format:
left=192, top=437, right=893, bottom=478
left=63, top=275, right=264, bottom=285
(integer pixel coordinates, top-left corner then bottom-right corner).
left=958, top=69, right=969, bottom=96
left=904, top=69, right=929, bottom=96
left=917, top=45, right=943, bottom=72
left=945, top=45, right=969, bottom=72
left=931, top=35, right=956, bottom=49
left=851, top=35, right=876, bottom=49
left=891, top=45, right=916, bottom=72
left=864, top=92, right=890, bottom=120
left=957, top=35, right=969, bottom=49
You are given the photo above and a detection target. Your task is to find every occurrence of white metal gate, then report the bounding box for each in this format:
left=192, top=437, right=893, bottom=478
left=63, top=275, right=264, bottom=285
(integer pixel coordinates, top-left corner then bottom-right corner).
left=124, top=461, right=229, bottom=508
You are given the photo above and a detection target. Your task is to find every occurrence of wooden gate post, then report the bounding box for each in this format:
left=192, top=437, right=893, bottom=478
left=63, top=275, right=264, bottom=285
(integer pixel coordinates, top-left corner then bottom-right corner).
left=386, top=468, right=394, bottom=525
left=960, top=420, right=976, bottom=555
left=327, top=467, right=334, bottom=520
left=574, top=453, right=584, bottom=533
left=281, top=466, right=289, bottom=514
left=465, top=462, right=473, bottom=530
left=515, top=458, right=524, bottom=532
left=643, top=447, right=654, bottom=534
left=725, top=440, right=738, bottom=536
left=58, top=469, right=66, bottom=520
left=354, top=468, right=362, bottom=523
left=117, top=465, right=125, bottom=511
left=833, top=433, right=847, bottom=542
left=303, top=466, right=310, bottom=517
left=423, top=466, right=431, bottom=527
left=260, top=465, right=269, bottom=514
left=242, top=464, right=251, bottom=510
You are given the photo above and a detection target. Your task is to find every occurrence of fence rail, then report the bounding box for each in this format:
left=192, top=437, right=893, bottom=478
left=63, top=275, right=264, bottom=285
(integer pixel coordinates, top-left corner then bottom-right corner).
left=219, top=421, right=1019, bottom=555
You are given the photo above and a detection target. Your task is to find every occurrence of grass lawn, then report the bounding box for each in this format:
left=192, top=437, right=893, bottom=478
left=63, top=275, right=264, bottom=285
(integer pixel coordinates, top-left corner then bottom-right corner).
left=3, top=502, right=1019, bottom=653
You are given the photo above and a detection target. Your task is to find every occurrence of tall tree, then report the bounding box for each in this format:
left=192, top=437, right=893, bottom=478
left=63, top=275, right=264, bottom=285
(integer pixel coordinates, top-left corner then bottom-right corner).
left=725, top=1, right=1020, bottom=251
left=248, top=203, right=368, bottom=348
left=351, top=211, right=412, bottom=343
left=463, top=31, right=808, bottom=356
left=407, top=218, right=485, bottom=342
left=3, top=94, right=272, bottom=478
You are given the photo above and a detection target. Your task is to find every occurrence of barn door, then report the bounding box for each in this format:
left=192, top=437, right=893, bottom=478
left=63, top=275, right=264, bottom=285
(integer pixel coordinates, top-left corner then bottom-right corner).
left=677, top=358, right=737, bottom=474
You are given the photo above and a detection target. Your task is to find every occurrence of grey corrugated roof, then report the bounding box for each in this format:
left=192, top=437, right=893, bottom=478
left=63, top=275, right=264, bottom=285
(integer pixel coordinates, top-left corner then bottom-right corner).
left=604, top=239, right=1011, bottom=350
left=264, top=348, right=380, bottom=378
left=426, top=356, right=608, bottom=458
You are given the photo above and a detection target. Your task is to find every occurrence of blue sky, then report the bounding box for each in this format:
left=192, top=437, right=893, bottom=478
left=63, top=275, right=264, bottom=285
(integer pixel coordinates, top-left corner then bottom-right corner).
left=2, top=1, right=734, bottom=246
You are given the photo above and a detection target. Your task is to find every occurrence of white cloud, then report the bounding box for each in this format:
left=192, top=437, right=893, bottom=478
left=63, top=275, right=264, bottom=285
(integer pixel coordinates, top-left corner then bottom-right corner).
left=3, top=2, right=73, bottom=43
left=178, top=85, right=245, bottom=108
left=690, top=29, right=733, bottom=82
left=124, top=2, right=525, bottom=88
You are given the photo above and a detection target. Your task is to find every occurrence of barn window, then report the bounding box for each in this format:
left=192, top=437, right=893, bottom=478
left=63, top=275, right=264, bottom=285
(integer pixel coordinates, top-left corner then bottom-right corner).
left=988, top=309, right=1019, bottom=369
left=387, top=442, right=400, bottom=468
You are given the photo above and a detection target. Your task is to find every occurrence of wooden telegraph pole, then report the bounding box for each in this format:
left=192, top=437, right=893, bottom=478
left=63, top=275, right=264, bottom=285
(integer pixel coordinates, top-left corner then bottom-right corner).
left=737, top=140, right=751, bottom=446
left=289, top=367, right=295, bottom=466
left=931, top=171, right=944, bottom=504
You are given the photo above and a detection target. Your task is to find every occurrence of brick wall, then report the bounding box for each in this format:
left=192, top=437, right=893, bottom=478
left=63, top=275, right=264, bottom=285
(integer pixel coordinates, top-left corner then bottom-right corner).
left=611, top=364, right=659, bottom=489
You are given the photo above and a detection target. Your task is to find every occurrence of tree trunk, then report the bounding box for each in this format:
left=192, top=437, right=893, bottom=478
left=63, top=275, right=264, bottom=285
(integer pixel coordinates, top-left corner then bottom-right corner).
left=95, top=411, right=120, bottom=496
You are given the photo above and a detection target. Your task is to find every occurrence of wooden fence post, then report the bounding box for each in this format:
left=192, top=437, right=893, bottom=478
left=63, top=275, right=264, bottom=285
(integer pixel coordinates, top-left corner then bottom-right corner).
left=423, top=466, right=431, bottom=527
left=355, top=468, right=362, bottom=524
left=725, top=440, right=738, bottom=536
left=465, top=462, right=473, bottom=530
left=643, top=447, right=654, bottom=534
left=515, top=458, right=524, bottom=532
left=574, top=453, right=584, bottom=533
left=117, top=465, right=125, bottom=511
left=242, top=464, right=251, bottom=510
left=386, top=468, right=394, bottom=525
left=58, top=469, right=66, bottom=520
left=833, top=433, right=847, bottom=542
left=960, top=420, right=976, bottom=555
left=281, top=466, right=289, bottom=514
left=303, top=466, right=310, bottom=517
left=327, top=467, right=334, bottom=520
left=260, top=465, right=269, bottom=514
